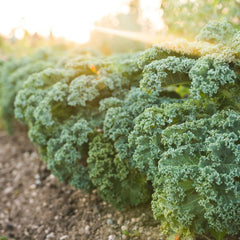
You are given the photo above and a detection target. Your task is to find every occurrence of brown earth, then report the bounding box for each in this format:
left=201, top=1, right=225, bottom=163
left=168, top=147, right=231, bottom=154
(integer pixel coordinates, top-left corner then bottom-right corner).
left=0, top=127, right=163, bottom=240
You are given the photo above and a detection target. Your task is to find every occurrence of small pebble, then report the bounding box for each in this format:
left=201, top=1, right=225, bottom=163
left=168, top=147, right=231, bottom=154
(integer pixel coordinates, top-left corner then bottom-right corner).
left=31, top=191, right=37, bottom=197
left=132, top=226, right=138, bottom=231
left=4, top=187, right=13, bottom=194
left=131, top=218, right=136, bottom=223
left=23, top=151, right=30, bottom=159
left=138, top=227, right=144, bottom=233
left=146, top=231, right=151, bottom=236
left=135, top=217, right=141, bottom=222
left=108, top=235, right=116, bottom=240
left=45, top=232, right=55, bottom=240
left=121, top=225, right=127, bottom=231
left=24, top=229, right=29, bottom=236
left=35, top=174, right=40, bottom=179
left=48, top=174, right=55, bottom=180
left=85, top=225, right=90, bottom=235
left=60, top=236, right=69, bottom=240
left=30, top=184, right=36, bottom=190
left=35, top=179, right=41, bottom=186
left=92, top=189, right=98, bottom=194
left=79, top=227, right=85, bottom=235
left=107, top=218, right=113, bottom=225
left=30, top=152, right=38, bottom=160
left=117, top=216, right=124, bottom=225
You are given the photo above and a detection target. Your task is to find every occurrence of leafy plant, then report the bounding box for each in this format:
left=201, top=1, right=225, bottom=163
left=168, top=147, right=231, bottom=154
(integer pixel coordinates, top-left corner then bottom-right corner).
left=0, top=20, right=239, bottom=239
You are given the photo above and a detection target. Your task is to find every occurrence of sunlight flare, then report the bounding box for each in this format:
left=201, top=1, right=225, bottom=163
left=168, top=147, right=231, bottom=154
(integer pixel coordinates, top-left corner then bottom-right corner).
left=0, top=0, right=164, bottom=43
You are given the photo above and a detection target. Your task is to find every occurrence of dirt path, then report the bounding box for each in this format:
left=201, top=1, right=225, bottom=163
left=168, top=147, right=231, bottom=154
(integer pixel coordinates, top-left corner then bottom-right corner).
left=0, top=128, right=162, bottom=240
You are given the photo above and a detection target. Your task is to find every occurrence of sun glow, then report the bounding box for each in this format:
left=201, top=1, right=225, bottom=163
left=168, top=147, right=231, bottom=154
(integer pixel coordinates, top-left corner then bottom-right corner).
left=0, top=0, right=164, bottom=44
left=0, top=0, right=129, bottom=43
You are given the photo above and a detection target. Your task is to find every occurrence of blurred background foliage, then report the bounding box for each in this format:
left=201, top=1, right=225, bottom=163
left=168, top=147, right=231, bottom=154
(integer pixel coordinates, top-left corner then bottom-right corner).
left=88, top=0, right=147, bottom=54
left=162, top=0, right=240, bottom=39
left=89, top=0, right=240, bottom=53
left=1, top=0, right=240, bottom=56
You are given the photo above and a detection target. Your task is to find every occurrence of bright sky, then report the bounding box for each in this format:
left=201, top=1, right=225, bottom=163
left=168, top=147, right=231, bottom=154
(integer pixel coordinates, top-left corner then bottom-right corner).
left=0, top=0, right=163, bottom=43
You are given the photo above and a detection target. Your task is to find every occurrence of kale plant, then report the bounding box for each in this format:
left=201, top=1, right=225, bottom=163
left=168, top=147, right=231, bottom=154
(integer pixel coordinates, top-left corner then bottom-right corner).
left=0, top=20, right=237, bottom=239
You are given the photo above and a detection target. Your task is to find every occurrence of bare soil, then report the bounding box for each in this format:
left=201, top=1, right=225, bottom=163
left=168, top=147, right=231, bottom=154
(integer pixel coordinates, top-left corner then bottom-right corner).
left=0, top=127, right=163, bottom=240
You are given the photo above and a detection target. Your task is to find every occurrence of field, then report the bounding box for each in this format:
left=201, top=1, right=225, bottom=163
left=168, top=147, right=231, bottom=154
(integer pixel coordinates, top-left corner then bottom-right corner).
left=0, top=4, right=240, bottom=239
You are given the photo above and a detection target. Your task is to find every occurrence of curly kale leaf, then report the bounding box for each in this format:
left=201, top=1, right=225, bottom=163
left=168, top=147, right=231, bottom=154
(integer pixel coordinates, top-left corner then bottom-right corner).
left=0, top=48, right=59, bottom=133
left=14, top=68, right=73, bottom=125
left=139, top=48, right=238, bottom=106
left=103, top=87, right=179, bottom=166
left=152, top=110, right=240, bottom=236
left=137, top=45, right=185, bottom=69
left=129, top=99, right=217, bottom=181
left=196, top=20, right=237, bottom=44
left=189, top=57, right=236, bottom=99
left=67, top=75, right=100, bottom=107
left=140, top=56, right=195, bottom=94
left=14, top=67, right=101, bottom=191
left=14, top=53, right=144, bottom=192
left=87, top=134, right=151, bottom=209
left=46, top=119, right=94, bottom=191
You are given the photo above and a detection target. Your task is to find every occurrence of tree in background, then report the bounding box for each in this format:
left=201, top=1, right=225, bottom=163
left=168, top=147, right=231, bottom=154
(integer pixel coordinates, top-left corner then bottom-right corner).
left=88, top=0, right=146, bottom=55
left=161, top=0, right=240, bottom=39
